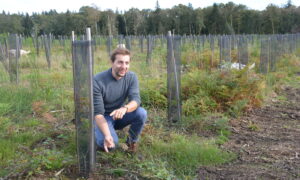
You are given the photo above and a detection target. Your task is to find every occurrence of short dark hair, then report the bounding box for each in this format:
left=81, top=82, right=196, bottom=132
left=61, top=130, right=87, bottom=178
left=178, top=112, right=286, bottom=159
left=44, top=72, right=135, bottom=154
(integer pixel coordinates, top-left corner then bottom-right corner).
left=110, top=48, right=131, bottom=62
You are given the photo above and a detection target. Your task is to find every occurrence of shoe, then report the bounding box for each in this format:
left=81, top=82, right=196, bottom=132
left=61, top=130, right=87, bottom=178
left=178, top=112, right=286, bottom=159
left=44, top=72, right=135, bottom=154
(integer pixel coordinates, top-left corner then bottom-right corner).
left=126, top=142, right=138, bottom=153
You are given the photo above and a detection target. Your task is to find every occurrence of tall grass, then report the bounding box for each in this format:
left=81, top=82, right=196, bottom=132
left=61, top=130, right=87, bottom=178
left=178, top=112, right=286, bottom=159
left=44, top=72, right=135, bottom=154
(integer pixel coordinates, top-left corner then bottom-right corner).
left=0, top=46, right=77, bottom=177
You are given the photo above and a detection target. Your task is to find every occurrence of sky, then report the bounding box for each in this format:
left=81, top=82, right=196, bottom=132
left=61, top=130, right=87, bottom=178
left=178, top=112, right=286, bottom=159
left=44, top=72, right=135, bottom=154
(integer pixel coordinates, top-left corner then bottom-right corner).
left=0, top=0, right=298, bottom=15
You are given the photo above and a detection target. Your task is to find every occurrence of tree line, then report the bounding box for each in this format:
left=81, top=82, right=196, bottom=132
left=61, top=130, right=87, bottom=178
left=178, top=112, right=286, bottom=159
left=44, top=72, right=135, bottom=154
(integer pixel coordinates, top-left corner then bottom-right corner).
left=0, top=1, right=299, bottom=36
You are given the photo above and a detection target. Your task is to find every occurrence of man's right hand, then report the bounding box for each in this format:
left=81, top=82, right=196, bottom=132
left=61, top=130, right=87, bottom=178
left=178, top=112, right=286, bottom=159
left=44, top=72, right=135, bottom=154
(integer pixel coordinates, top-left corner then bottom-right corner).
left=110, top=107, right=127, bottom=120
left=104, top=135, right=115, bottom=152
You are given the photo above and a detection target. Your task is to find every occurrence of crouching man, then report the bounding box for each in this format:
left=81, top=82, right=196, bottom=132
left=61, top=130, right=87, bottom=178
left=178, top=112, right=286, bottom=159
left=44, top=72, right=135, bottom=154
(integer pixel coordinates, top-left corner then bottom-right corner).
left=93, top=48, right=147, bottom=153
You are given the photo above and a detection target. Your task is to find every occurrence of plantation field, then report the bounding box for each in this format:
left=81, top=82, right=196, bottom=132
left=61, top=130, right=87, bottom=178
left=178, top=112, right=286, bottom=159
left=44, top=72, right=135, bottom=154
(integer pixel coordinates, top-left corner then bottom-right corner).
left=0, top=35, right=300, bottom=179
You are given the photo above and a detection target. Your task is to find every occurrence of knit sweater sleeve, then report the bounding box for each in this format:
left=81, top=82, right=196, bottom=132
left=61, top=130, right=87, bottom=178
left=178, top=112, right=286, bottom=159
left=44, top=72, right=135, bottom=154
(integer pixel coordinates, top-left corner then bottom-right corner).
left=128, top=73, right=141, bottom=106
left=93, top=78, right=105, bottom=116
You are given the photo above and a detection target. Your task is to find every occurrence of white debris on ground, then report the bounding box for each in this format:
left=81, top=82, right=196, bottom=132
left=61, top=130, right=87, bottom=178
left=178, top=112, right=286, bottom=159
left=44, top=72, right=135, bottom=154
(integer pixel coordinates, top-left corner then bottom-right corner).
left=116, top=44, right=126, bottom=48
left=8, top=49, right=31, bottom=57
left=220, top=62, right=255, bottom=70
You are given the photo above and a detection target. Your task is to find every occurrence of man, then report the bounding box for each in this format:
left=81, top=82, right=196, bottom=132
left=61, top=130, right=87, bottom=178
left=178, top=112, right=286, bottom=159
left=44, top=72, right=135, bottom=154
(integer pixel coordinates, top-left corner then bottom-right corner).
left=93, top=48, right=147, bottom=153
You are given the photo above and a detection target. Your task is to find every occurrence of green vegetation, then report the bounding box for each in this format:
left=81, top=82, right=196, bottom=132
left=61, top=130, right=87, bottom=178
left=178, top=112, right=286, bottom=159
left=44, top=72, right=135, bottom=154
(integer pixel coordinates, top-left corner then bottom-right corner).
left=97, top=132, right=235, bottom=179
left=0, top=74, right=75, bottom=177
left=0, top=36, right=299, bottom=179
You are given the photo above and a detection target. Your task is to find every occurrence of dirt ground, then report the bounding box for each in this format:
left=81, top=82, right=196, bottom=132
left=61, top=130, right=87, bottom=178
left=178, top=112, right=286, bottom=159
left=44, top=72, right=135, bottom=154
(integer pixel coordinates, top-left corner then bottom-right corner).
left=198, top=85, right=300, bottom=179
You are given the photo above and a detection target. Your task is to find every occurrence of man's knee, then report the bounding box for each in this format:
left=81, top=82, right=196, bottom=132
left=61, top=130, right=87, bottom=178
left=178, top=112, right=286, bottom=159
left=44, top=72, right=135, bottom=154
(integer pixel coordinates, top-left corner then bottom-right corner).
left=136, top=107, right=147, bottom=123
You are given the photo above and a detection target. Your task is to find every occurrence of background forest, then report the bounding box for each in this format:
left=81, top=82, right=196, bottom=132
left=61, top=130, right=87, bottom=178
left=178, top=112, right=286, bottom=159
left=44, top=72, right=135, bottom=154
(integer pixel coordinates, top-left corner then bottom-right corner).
left=0, top=1, right=300, bottom=36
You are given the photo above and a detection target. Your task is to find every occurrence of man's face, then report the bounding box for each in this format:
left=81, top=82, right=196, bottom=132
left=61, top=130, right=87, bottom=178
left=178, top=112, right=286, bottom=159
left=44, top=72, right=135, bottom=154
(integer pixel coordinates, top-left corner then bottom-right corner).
left=111, top=54, right=130, bottom=79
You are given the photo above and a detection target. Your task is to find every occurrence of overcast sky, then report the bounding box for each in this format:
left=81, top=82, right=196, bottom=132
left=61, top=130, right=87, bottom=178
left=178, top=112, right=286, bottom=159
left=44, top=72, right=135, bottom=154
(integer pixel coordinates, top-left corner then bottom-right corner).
left=0, top=0, right=298, bottom=14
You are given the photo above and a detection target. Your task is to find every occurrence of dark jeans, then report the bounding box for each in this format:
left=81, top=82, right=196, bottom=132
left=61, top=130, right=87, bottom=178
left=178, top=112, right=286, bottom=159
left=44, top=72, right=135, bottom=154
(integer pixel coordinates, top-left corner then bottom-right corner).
left=95, top=107, right=147, bottom=149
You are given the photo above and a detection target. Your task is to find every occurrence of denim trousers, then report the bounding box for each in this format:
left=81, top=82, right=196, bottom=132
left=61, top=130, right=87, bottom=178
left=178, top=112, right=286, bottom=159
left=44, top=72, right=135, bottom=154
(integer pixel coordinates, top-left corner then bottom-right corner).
left=95, top=107, right=147, bottom=149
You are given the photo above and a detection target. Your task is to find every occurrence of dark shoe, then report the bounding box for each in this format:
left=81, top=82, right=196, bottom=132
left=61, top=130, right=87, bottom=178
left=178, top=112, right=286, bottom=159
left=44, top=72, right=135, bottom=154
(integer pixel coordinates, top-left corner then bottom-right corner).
left=126, top=142, right=138, bottom=153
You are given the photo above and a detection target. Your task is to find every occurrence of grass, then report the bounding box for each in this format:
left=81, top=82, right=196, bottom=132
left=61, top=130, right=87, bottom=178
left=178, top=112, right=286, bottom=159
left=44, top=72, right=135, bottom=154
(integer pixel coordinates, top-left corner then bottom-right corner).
left=96, top=131, right=235, bottom=179
left=0, top=36, right=299, bottom=179
left=146, top=133, right=235, bottom=176
left=0, top=86, right=35, bottom=117
left=0, top=51, right=76, bottom=177
left=0, top=115, right=48, bottom=176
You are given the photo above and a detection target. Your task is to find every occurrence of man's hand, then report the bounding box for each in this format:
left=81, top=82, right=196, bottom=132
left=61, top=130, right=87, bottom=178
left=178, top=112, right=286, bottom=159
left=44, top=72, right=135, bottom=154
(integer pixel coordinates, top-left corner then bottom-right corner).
left=110, top=107, right=127, bottom=120
left=95, top=115, right=115, bottom=152
left=104, top=135, right=115, bottom=152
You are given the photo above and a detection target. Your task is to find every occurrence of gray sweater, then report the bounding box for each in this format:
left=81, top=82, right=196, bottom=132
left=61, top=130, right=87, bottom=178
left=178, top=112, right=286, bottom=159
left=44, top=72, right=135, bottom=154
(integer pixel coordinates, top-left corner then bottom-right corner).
left=93, top=68, right=141, bottom=116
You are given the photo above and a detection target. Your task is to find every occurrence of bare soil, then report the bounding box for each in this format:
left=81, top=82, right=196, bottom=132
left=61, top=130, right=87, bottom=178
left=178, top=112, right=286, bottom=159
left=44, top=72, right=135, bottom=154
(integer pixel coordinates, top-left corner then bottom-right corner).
left=198, top=85, right=300, bottom=180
